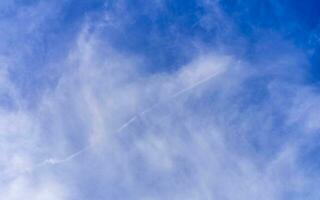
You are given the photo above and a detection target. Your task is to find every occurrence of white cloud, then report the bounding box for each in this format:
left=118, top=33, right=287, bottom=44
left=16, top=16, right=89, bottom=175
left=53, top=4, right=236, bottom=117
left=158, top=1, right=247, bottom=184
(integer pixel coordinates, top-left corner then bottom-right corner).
left=1, top=1, right=320, bottom=200
left=1, top=176, right=68, bottom=200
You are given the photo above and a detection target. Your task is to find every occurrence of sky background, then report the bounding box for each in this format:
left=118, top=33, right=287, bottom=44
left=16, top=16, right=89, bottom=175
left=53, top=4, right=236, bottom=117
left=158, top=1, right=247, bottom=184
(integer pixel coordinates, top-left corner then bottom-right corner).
left=1, top=0, right=320, bottom=199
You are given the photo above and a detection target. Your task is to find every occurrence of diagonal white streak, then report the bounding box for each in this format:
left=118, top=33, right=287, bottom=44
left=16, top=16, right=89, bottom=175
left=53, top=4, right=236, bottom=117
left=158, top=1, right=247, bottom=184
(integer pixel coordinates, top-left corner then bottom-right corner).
left=171, top=71, right=219, bottom=98
left=140, top=71, right=220, bottom=115
left=42, top=146, right=91, bottom=165
left=26, top=71, right=220, bottom=172
left=116, top=116, right=138, bottom=133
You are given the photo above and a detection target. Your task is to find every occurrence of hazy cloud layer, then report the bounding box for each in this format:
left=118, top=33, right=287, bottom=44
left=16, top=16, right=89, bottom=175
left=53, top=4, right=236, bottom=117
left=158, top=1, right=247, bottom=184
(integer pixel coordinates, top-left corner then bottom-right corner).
left=1, top=1, right=320, bottom=199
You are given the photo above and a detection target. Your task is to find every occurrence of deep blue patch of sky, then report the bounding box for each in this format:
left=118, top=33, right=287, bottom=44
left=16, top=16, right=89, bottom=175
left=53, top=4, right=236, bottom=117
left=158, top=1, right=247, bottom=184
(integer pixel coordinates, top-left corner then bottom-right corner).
left=3, top=0, right=320, bottom=108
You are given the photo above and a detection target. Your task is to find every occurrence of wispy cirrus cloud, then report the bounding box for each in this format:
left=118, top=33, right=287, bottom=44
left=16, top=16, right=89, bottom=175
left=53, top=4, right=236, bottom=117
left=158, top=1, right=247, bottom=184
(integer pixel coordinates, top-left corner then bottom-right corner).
left=1, top=1, right=320, bottom=200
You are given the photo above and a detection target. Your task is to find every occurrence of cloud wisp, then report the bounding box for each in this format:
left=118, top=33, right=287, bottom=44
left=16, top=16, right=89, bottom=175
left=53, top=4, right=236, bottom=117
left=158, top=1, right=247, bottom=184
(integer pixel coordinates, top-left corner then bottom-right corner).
left=1, top=1, right=320, bottom=200
left=24, top=49, right=224, bottom=173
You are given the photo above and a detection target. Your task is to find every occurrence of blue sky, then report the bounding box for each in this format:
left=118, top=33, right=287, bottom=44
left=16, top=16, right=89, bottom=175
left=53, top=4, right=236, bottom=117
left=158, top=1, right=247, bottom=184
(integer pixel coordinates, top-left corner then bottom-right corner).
left=1, top=0, right=320, bottom=199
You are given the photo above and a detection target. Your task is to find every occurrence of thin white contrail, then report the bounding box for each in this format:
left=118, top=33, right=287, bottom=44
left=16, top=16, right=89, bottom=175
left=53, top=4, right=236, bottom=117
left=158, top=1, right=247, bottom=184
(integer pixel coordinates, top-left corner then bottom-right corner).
left=116, top=116, right=137, bottom=132
left=42, top=146, right=91, bottom=165
left=36, top=116, right=139, bottom=167
left=141, top=71, right=220, bottom=115
left=170, top=71, right=219, bottom=98
left=36, top=72, right=219, bottom=168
